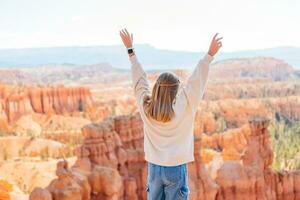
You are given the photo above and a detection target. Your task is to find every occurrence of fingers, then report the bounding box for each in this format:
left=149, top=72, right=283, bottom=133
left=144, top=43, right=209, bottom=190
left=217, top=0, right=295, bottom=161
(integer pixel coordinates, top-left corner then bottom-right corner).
left=125, top=29, right=130, bottom=37
left=213, top=33, right=218, bottom=40
left=119, top=28, right=134, bottom=49
left=119, top=30, right=126, bottom=38
left=121, top=29, right=127, bottom=37
left=217, top=38, right=222, bottom=48
left=208, top=33, right=223, bottom=56
left=214, top=33, right=223, bottom=48
left=217, top=37, right=223, bottom=42
left=119, top=28, right=132, bottom=39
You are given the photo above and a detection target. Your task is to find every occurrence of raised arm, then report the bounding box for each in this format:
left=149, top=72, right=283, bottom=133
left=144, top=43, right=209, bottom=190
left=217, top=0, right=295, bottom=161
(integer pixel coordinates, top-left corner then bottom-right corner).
left=181, top=33, right=223, bottom=114
left=119, top=28, right=150, bottom=109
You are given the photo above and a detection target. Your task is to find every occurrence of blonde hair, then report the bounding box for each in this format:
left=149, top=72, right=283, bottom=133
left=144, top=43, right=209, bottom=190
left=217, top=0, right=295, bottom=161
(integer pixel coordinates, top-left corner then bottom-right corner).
left=143, top=72, right=180, bottom=123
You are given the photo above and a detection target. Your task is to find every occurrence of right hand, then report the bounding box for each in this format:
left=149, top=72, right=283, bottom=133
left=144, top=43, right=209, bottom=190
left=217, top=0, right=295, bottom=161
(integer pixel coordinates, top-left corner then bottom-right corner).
left=208, top=33, right=223, bottom=57
left=119, top=28, right=133, bottom=48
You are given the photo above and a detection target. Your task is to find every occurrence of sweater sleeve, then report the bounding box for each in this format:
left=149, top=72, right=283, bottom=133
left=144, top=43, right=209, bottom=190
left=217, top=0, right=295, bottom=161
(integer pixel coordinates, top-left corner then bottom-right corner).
left=129, top=55, right=151, bottom=109
left=180, top=53, right=213, bottom=114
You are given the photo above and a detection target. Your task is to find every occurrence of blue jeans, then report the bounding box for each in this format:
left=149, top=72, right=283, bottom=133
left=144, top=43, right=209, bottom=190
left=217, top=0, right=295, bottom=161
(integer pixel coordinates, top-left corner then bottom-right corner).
left=146, top=162, right=189, bottom=200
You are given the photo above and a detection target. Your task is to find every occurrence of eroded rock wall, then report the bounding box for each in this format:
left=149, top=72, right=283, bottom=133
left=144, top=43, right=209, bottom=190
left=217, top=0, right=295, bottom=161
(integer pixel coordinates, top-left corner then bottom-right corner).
left=0, top=84, right=94, bottom=131
left=29, top=113, right=300, bottom=200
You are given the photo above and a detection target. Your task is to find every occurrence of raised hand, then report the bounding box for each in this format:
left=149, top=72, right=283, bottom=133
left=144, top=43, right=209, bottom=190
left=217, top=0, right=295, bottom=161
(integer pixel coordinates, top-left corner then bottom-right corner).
left=119, top=28, right=133, bottom=48
left=208, top=33, right=223, bottom=57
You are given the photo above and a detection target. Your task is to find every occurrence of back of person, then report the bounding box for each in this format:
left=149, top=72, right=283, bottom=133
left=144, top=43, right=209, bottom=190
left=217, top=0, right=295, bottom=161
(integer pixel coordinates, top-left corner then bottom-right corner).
left=120, top=28, right=223, bottom=200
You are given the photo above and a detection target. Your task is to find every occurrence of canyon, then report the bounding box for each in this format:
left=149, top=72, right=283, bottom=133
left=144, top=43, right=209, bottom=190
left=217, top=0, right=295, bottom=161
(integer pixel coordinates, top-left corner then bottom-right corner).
left=0, top=56, right=299, bottom=200
left=0, top=85, right=93, bottom=125
left=28, top=112, right=300, bottom=200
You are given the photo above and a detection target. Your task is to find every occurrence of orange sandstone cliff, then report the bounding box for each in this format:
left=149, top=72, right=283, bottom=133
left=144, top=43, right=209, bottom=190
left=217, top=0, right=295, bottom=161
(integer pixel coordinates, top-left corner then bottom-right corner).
left=0, top=84, right=97, bottom=132
left=29, top=112, right=300, bottom=200
left=0, top=180, right=12, bottom=200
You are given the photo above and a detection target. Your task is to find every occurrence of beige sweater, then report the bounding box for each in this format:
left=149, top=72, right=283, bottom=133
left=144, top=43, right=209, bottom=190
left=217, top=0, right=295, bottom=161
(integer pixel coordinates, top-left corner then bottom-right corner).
left=130, top=53, right=213, bottom=166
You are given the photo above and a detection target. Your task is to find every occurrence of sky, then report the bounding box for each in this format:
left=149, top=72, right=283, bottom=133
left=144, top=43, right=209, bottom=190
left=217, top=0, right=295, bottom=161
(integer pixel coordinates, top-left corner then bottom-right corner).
left=0, top=0, right=299, bottom=52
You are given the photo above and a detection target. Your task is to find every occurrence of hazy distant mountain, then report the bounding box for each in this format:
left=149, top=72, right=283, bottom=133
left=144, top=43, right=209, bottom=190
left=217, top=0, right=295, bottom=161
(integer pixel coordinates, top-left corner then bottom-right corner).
left=211, top=57, right=294, bottom=81
left=0, top=45, right=299, bottom=70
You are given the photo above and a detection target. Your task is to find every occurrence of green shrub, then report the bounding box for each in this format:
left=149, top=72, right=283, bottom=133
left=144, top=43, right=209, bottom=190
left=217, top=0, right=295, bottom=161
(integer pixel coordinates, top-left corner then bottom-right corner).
left=269, top=118, right=300, bottom=171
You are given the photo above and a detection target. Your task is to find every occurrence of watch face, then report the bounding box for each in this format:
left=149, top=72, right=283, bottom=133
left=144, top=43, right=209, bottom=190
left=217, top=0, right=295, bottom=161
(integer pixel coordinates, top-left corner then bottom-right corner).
left=128, top=49, right=134, bottom=54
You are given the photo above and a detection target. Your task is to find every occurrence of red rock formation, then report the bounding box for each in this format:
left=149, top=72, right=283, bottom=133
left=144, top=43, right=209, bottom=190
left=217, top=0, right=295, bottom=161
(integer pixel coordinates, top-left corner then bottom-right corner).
left=0, top=180, right=12, bottom=200
left=29, top=113, right=300, bottom=200
left=30, top=188, right=52, bottom=200
left=27, top=86, right=94, bottom=115
left=213, top=118, right=300, bottom=200
left=193, top=96, right=300, bottom=135
left=0, top=84, right=95, bottom=131
left=30, top=113, right=144, bottom=200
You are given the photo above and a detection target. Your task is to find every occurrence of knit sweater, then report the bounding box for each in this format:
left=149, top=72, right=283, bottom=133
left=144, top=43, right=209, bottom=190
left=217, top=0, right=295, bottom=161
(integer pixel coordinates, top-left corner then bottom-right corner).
left=130, top=53, right=213, bottom=166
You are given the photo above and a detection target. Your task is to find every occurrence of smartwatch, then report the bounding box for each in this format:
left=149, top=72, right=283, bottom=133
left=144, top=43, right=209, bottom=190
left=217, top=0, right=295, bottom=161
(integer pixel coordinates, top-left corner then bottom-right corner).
left=127, top=47, right=134, bottom=54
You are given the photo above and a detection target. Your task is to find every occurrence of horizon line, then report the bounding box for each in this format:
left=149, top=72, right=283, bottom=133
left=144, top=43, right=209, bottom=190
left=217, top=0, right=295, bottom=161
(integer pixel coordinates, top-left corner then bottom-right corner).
left=0, top=44, right=298, bottom=53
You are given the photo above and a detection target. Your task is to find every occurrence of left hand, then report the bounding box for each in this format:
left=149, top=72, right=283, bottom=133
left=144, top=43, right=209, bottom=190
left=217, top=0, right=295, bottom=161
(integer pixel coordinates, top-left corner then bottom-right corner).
left=120, top=28, right=133, bottom=48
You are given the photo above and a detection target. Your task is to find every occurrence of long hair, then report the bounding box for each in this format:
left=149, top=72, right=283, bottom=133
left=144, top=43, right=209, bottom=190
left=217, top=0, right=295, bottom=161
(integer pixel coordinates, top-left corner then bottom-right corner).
left=143, top=72, right=180, bottom=123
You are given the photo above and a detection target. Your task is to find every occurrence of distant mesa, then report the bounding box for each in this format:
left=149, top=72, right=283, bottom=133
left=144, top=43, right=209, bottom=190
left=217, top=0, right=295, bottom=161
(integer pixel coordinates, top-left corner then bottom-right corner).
left=211, top=57, right=294, bottom=81
left=0, top=56, right=296, bottom=85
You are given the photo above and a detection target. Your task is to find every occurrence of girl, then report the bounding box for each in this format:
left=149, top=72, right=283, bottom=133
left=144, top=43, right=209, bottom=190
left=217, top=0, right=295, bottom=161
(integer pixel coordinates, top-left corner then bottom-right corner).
left=120, top=29, right=222, bottom=200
